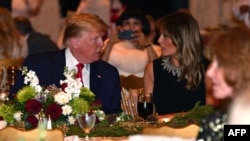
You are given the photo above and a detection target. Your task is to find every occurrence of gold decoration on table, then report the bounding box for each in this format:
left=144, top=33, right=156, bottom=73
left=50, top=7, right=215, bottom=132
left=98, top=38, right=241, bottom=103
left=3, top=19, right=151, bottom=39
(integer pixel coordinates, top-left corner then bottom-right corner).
left=14, top=121, right=25, bottom=130
left=56, top=123, right=70, bottom=136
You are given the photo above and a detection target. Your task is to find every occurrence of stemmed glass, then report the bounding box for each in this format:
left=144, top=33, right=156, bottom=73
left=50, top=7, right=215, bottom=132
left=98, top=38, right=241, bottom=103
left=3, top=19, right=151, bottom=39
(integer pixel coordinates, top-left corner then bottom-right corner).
left=77, top=113, right=96, bottom=141
left=137, top=94, right=153, bottom=120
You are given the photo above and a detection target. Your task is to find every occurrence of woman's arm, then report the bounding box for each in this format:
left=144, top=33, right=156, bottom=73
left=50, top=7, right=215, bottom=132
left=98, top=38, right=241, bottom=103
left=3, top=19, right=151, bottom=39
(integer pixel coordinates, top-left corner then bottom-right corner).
left=145, top=44, right=159, bottom=62
left=101, top=40, right=115, bottom=62
left=101, top=26, right=120, bottom=61
left=144, top=62, right=154, bottom=97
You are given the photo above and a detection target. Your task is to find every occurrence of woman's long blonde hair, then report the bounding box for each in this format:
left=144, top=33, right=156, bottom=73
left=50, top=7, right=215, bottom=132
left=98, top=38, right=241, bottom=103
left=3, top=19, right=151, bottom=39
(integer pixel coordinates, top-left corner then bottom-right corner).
left=157, top=12, right=207, bottom=90
left=0, top=6, right=22, bottom=59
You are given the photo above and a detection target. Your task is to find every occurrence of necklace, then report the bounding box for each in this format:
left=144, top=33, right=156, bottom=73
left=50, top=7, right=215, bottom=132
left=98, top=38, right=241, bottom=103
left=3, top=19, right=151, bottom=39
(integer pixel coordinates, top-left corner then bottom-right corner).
left=161, top=57, right=181, bottom=77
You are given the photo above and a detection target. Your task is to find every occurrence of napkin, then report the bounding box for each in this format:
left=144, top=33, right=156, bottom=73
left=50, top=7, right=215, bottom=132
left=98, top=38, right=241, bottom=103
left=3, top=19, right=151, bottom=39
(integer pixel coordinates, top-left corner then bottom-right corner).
left=128, top=135, right=195, bottom=141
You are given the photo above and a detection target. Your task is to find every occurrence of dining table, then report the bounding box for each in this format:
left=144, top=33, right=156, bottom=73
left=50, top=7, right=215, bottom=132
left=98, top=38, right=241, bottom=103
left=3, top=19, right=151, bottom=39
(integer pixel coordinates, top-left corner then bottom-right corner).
left=63, top=116, right=198, bottom=141
left=64, top=135, right=196, bottom=141
left=62, top=102, right=213, bottom=141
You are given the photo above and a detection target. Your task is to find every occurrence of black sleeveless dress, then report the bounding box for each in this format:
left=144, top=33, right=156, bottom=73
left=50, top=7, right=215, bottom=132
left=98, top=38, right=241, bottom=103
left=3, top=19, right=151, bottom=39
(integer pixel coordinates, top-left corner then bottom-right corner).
left=152, top=57, right=208, bottom=115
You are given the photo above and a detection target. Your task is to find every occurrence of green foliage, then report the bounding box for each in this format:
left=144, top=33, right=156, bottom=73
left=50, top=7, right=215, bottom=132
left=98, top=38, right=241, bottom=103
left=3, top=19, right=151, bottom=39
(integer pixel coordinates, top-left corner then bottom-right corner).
left=71, top=98, right=89, bottom=115
left=0, top=104, right=16, bottom=123
left=66, top=102, right=214, bottom=137
left=165, top=102, right=214, bottom=127
left=68, top=122, right=141, bottom=137
left=16, top=86, right=37, bottom=103
left=79, top=87, right=95, bottom=104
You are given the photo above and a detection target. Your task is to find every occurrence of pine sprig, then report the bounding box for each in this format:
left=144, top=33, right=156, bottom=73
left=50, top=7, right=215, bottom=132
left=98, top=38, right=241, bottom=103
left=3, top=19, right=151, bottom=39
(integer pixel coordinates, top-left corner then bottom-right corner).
left=165, top=102, right=214, bottom=127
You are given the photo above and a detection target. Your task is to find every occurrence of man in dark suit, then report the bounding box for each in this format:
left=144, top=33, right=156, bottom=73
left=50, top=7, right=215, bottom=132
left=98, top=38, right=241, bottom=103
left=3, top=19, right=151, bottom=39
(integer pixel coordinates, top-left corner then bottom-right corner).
left=9, top=13, right=122, bottom=115
left=13, top=16, right=59, bottom=55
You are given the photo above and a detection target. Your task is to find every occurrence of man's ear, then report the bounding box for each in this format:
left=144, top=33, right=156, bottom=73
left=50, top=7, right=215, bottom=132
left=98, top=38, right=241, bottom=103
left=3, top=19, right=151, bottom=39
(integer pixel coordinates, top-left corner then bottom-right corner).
left=70, top=38, right=79, bottom=48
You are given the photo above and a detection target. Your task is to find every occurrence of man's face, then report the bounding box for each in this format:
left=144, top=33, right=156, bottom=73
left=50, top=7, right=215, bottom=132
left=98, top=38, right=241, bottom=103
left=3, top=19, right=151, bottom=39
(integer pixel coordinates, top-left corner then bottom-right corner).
left=71, top=30, right=105, bottom=63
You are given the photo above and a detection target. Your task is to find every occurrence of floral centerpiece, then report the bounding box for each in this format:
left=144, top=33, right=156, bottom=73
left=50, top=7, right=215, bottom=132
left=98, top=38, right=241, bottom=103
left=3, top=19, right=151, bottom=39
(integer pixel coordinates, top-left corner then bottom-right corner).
left=0, top=66, right=100, bottom=131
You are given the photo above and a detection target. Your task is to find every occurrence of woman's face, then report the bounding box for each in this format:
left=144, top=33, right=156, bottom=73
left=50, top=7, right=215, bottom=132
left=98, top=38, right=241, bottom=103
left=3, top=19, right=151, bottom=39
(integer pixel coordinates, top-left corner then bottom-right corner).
left=206, top=57, right=233, bottom=99
left=157, top=31, right=177, bottom=56
left=121, top=18, right=143, bottom=32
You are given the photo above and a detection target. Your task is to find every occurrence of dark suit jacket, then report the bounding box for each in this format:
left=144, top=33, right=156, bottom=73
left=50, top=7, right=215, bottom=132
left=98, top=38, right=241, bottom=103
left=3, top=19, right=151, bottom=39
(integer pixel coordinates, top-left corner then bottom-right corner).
left=27, top=32, right=59, bottom=55
left=9, top=49, right=122, bottom=114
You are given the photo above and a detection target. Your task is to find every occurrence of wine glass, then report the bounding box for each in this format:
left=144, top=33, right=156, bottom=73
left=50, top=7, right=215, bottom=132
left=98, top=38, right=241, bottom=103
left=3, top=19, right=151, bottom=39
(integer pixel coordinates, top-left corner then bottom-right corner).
left=137, top=94, right=153, bottom=120
left=77, top=113, right=96, bottom=140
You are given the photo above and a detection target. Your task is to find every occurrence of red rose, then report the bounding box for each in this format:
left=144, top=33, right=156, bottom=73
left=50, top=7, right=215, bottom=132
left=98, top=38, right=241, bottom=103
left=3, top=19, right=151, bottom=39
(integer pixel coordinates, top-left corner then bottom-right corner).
left=25, top=99, right=42, bottom=114
left=26, top=115, right=38, bottom=127
left=0, top=116, right=3, bottom=120
left=90, top=99, right=102, bottom=110
left=92, top=99, right=102, bottom=106
left=61, top=83, right=67, bottom=92
left=45, top=103, right=62, bottom=121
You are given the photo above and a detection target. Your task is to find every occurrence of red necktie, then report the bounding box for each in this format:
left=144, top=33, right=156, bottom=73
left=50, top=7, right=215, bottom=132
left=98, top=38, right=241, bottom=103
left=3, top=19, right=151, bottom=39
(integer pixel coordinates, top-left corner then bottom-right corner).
left=76, top=63, right=84, bottom=84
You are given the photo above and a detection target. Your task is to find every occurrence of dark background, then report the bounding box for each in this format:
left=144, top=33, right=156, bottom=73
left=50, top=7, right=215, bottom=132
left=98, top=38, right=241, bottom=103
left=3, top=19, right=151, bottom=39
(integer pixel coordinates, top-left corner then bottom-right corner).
left=121, top=0, right=189, bottom=20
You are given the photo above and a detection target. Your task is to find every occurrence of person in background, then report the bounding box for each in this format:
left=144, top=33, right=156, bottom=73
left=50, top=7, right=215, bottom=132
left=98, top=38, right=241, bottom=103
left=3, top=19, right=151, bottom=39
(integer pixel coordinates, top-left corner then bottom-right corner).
left=232, top=0, right=250, bottom=27
left=13, top=16, right=59, bottom=55
left=110, top=0, right=126, bottom=28
left=75, top=0, right=110, bottom=26
left=227, top=90, right=250, bottom=125
left=0, top=6, right=27, bottom=59
left=101, top=7, right=161, bottom=104
left=102, top=7, right=161, bottom=78
left=9, top=13, right=122, bottom=115
left=144, top=12, right=209, bottom=117
left=11, top=0, right=42, bottom=18
left=145, top=14, right=159, bottom=45
left=196, top=25, right=250, bottom=140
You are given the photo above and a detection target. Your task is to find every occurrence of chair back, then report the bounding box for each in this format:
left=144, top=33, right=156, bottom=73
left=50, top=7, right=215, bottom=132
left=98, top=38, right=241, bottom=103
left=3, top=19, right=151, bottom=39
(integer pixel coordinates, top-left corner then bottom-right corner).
left=142, top=124, right=199, bottom=139
left=120, top=75, right=144, bottom=118
left=0, top=58, right=24, bottom=68
left=0, top=58, right=23, bottom=96
left=0, top=126, right=64, bottom=141
left=120, top=75, right=144, bottom=90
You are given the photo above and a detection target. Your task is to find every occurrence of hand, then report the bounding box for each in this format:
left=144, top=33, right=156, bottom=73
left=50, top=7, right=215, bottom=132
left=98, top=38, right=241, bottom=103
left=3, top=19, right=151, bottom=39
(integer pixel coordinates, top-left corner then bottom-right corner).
left=109, top=26, right=121, bottom=44
left=240, top=5, right=250, bottom=14
left=131, top=30, right=151, bottom=49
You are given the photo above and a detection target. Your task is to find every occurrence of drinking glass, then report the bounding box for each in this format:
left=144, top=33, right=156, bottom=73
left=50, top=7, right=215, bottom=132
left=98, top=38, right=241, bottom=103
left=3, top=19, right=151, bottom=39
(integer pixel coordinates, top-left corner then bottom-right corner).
left=77, top=113, right=96, bottom=141
left=137, top=94, right=153, bottom=120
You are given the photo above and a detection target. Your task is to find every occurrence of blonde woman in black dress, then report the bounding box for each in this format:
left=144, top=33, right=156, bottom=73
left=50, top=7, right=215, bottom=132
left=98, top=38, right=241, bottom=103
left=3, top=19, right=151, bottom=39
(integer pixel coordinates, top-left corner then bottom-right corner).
left=144, top=12, right=209, bottom=117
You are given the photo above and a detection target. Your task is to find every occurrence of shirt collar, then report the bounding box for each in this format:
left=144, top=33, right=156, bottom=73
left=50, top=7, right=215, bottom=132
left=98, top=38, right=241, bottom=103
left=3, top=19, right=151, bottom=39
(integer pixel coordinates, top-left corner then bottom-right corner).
left=65, top=48, right=90, bottom=71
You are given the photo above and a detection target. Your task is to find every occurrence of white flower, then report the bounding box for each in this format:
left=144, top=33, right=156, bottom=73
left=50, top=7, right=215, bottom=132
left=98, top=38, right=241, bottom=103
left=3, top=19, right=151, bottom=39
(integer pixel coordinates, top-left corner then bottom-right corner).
left=68, top=116, right=75, bottom=125
left=23, top=70, right=42, bottom=93
left=116, top=117, right=121, bottom=122
left=35, top=93, right=47, bottom=102
left=0, top=120, right=7, bottom=129
left=0, top=93, right=8, bottom=101
left=61, top=78, right=82, bottom=99
left=54, top=91, right=70, bottom=105
left=94, top=110, right=105, bottom=121
left=14, top=111, right=23, bottom=121
left=17, top=66, right=93, bottom=127
left=62, top=105, right=73, bottom=115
